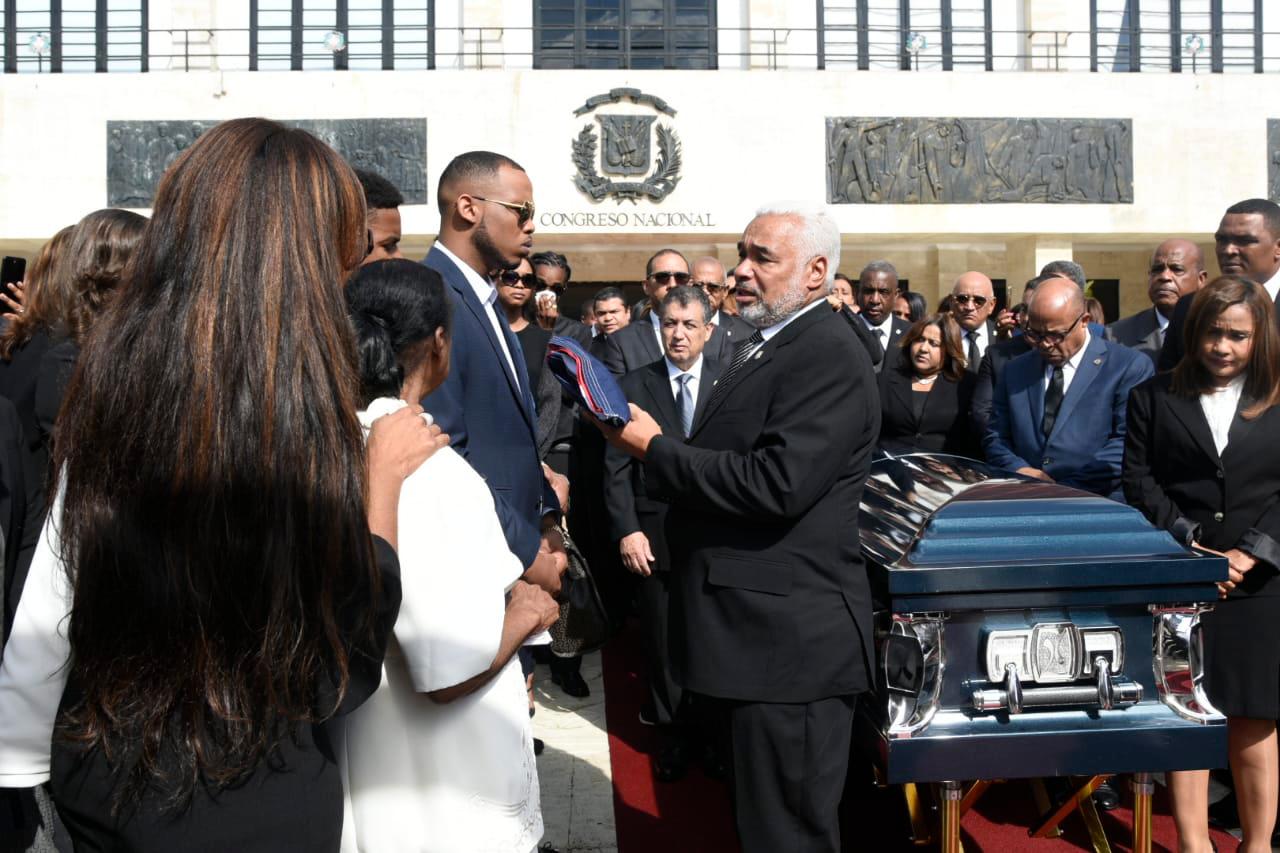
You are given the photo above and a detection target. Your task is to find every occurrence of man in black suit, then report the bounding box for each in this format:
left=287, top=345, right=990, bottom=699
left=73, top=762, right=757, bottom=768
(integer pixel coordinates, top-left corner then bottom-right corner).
left=1159, top=198, right=1280, bottom=371
left=950, top=270, right=997, bottom=373
left=420, top=151, right=566, bottom=598
left=603, top=249, right=690, bottom=375
left=691, top=256, right=756, bottom=337
left=856, top=260, right=909, bottom=371
left=602, top=204, right=879, bottom=853
left=604, top=285, right=720, bottom=781
left=1107, top=239, right=1206, bottom=365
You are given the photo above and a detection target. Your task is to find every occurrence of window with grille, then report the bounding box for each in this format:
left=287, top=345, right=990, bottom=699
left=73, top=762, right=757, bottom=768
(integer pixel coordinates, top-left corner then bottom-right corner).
left=3, top=0, right=146, bottom=72
left=818, top=1, right=994, bottom=71
left=1093, top=0, right=1263, bottom=72
left=534, top=0, right=716, bottom=69
left=251, top=0, right=433, bottom=70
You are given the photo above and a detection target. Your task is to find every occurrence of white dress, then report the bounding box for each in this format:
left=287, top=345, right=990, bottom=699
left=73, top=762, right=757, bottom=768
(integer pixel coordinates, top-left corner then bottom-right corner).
left=338, top=397, right=542, bottom=853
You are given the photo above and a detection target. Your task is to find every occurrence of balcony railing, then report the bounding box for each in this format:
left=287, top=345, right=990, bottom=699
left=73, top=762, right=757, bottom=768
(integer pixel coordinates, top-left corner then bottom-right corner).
left=1, top=24, right=1276, bottom=74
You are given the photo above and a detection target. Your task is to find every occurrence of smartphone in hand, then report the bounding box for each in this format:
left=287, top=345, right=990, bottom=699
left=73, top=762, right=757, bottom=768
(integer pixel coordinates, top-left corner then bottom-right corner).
left=1, top=256, right=26, bottom=304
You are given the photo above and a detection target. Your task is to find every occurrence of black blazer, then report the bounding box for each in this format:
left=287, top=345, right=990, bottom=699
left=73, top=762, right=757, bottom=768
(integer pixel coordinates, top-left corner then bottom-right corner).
left=704, top=311, right=755, bottom=365
left=644, top=304, right=880, bottom=704
left=1106, top=307, right=1163, bottom=365
left=970, top=335, right=1032, bottom=439
left=0, top=396, right=41, bottom=643
left=878, top=366, right=979, bottom=457
left=1123, top=373, right=1280, bottom=596
left=860, top=314, right=910, bottom=373
left=0, top=329, right=57, bottom=495
left=603, top=357, right=718, bottom=571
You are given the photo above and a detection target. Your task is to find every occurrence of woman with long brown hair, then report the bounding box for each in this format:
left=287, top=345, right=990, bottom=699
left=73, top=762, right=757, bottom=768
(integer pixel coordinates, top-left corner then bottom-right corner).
left=0, top=118, right=442, bottom=850
left=1124, top=275, right=1280, bottom=853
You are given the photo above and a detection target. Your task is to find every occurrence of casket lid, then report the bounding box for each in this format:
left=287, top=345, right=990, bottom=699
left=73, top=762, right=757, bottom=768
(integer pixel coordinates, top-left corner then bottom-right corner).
left=858, top=454, right=1224, bottom=598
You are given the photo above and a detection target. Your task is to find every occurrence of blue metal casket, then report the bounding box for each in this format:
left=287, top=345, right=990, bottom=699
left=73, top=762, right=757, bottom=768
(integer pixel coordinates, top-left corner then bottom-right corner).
left=856, top=454, right=1227, bottom=785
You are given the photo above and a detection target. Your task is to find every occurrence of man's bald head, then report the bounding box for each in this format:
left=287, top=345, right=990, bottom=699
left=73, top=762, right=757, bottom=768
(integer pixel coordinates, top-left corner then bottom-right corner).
left=1027, top=277, right=1089, bottom=365
left=950, top=270, right=996, bottom=332
left=691, top=256, right=729, bottom=311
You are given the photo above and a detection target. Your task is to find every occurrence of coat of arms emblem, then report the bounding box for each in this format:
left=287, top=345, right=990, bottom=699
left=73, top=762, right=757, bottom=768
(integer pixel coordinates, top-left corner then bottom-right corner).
left=572, top=88, right=682, bottom=203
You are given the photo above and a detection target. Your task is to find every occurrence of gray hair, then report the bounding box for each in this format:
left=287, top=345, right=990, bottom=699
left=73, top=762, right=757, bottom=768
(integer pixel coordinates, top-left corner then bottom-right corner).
left=660, top=285, right=713, bottom=324
left=753, top=202, right=841, bottom=286
left=859, top=260, right=899, bottom=285
left=1039, top=260, right=1086, bottom=289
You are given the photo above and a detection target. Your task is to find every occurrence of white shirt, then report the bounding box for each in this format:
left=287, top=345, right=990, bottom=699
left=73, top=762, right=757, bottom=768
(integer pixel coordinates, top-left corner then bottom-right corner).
left=1154, top=307, right=1170, bottom=335
left=860, top=312, right=895, bottom=349
left=963, top=322, right=990, bottom=362
left=1263, top=267, right=1280, bottom=304
left=1043, top=330, right=1092, bottom=396
left=710, top=310, right=723, bottom=330
left=649, top=309, right=664, bottom=353
left=665, top=353, right=705, bottom=404
left=434, top=241, right=521, bottom=390
left=1199, top=376, right=1245, bottom=457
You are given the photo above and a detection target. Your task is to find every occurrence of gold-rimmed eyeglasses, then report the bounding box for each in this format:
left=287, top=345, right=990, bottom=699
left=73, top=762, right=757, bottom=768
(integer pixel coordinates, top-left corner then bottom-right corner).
left=471, top=195, right=535, bottom=226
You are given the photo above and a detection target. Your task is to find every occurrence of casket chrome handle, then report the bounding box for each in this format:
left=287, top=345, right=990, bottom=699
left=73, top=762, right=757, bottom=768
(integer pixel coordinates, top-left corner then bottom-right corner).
left=971, top=657, right=1142, bottom=714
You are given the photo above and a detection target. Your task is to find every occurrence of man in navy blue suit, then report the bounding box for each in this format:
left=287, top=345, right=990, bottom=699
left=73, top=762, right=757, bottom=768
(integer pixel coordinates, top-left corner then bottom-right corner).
left=421, top=151, right=566, bottom=595
left=984, top=276, right=1153, bottom=498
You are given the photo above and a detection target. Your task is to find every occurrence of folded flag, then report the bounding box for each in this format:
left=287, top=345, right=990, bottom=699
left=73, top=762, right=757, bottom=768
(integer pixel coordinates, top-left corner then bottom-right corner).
left=546, top=336, right=632, bottom=427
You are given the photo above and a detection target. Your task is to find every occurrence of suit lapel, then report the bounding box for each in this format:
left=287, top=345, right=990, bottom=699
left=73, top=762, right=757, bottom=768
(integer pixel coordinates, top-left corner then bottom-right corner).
left=692, top=359, right=721, bottom=426
left=1045, top=336, right=1105, bottom=445
left=639, top=316, right=663, bottom=364
left=885, top=368, right=916, bottom=429
left=641, top=362, right=682, bottom=436
left=427, top=245, right=533, bottom=430
left=1165, top=391, right=1222, bottom=462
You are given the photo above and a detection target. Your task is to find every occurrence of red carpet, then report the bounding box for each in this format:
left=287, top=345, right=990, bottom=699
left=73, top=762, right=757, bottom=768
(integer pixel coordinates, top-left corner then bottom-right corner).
left=601, top=620, right=1237, bottom=852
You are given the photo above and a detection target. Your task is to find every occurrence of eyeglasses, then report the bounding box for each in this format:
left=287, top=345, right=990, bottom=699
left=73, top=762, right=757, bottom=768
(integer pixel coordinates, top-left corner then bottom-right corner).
left=471, top=195, right=535, bottom=226
left=1023, top=312, right=1085, bottom=346
left=650, top=271, right=691, bottom=285
left=497, top=271, right=537, bottom=288
left=692, top=280, right=730, bottom=293
left=953, top=294, right=991, bottom=308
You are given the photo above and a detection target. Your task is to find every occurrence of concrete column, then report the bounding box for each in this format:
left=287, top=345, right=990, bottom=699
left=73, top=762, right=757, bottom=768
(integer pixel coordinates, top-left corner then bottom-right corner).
left=1005, top=236, right=1074, bottom=289
left=933, top=244, right=973, bottom=307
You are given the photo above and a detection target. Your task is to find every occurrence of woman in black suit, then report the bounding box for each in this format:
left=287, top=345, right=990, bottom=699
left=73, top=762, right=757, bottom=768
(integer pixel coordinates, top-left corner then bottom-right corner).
left=878, top=312, right=979, bottom=457
left=1124, top=276, right=1280, bottom=853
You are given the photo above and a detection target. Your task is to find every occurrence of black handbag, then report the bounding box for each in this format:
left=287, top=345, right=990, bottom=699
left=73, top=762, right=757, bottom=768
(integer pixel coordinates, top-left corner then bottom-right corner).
left=549, top=528, right=610, bottom=658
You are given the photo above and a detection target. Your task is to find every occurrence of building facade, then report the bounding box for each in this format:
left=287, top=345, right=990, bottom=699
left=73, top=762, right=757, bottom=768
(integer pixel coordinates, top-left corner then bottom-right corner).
left=1, top=0, right=1276, bottom=315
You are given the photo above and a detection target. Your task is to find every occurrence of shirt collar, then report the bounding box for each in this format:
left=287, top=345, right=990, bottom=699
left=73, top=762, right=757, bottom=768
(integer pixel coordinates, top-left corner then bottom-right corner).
left=650, top=310, right=663, bottom=333
left=434, top=241, right=496, bottom=308
left=666, top=353, right=704, bottom=382
left=760, top=298, right=828, bottom=344
left=1154, top=307, right=1170, bottom=331
left=710, top=309, right=723, bottom=328
left=1047, top=329, right=1092, bottom=374
left=861, top=311, right=894, bottom=336
left=1262, top=267, right=1280, bottom=304
left=964, top=322, right=987, bottom=342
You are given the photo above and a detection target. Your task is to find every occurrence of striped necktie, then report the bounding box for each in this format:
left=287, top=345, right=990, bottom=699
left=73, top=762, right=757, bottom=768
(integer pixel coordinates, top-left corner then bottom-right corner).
left=706, top=329, right=764, bottom=410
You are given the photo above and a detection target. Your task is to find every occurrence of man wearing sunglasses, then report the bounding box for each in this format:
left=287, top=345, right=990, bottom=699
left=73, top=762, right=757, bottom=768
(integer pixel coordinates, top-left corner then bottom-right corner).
left=950, top=271, right=997, bottom=374
left=689, top=256, right=756, bottom=365
left=602, top=249, right=694, bottom=376
left=422, top=150, right=568, bottom=605
left=983, top=276, right=1152, bottom=498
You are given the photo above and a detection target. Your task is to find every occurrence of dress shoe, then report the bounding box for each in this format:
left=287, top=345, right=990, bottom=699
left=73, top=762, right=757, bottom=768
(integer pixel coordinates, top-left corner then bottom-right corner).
left=1092, top=780, right=1120, bottom=812
left=654, top=743, right=689, bottom=783
left=638, top=702, right=659, bottom=727
left=1207, top=791, right=1239, bottom=830
left=551, top=670, right=590, bottom=698
left=533, top=737, right=544, bottom=757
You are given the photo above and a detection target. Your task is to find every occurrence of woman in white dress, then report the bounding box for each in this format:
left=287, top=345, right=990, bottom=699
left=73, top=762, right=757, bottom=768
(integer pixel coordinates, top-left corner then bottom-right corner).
left=340, top=258, right=560, bottom=853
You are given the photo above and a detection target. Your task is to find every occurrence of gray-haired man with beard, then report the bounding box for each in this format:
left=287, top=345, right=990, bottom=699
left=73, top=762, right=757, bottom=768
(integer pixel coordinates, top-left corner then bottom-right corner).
left=600, top=204, right=879, bottom=853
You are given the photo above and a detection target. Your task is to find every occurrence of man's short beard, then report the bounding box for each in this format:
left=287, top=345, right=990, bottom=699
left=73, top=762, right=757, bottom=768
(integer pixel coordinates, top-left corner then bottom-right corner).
left=741, top=279, right=809, bottom=327
left=473, top=219, right=514, bottom=272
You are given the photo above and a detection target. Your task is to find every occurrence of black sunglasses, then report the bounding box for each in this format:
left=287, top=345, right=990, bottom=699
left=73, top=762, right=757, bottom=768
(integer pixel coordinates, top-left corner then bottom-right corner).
left=953, top=294, right=990, bottom=308
left=497, top=271, right=537, bottom=288
left=472, top=195, right=535, bottom=226
left=535, top=281, right=566, bottom=295
left=650, top=271, right=691, bottom=285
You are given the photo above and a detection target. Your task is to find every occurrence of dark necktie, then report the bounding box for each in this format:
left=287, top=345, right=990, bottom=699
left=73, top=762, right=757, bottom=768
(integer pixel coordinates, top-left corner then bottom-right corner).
left=1042, top=364, right=1065, bottom=437
left=674, top=373, right=694, bottom=438
left=707, top=329, right=764, bottom=410
left=966, top=330, right=980, bottom=373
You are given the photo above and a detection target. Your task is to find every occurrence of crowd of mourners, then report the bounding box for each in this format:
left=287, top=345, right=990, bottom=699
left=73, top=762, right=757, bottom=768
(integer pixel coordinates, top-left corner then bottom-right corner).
left=0, top=117, right=1278, bottom=853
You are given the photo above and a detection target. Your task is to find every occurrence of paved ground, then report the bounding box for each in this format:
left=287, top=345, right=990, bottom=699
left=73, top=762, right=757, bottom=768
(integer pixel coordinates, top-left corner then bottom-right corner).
left=533, top=651, right=618, bottom=853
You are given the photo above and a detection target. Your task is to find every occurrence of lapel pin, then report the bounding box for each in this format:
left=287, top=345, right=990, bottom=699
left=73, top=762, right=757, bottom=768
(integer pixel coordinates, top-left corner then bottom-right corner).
left=1093, top=358, right=1103, bottom=365
left=754, top=351, right=763, bottom=360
